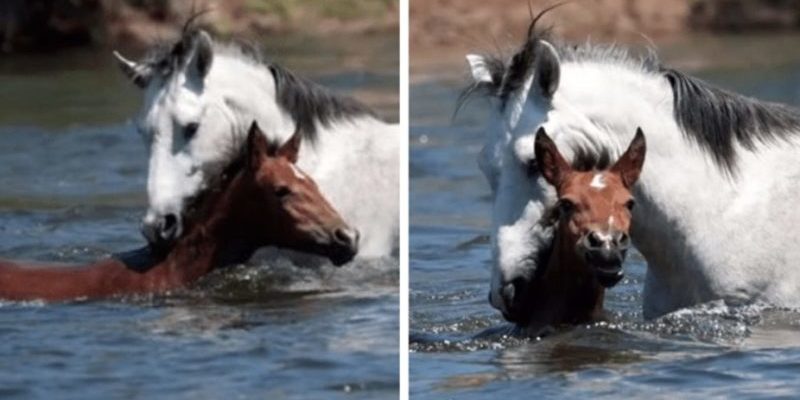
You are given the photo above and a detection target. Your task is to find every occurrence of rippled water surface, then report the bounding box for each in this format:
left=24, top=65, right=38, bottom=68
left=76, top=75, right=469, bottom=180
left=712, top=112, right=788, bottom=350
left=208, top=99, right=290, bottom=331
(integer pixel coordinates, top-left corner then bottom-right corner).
left=410, top=35, right=800, bottom=398
left=0, top=33, right=398, bottom=399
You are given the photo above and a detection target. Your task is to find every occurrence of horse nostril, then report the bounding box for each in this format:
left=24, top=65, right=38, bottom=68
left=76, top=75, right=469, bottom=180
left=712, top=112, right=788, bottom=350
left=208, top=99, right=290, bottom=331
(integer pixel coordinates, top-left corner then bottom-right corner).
left=160, top=214, right=179, bottom=239
left=502, top=282, right=516, bottom=307
left=586, top=231, right=603, bottom=248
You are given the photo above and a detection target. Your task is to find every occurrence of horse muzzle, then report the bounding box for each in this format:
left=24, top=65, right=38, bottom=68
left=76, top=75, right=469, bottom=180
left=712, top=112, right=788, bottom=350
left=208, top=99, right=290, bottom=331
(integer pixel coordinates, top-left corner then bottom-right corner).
left=490, top=276, right=534, bottom=326
left=141, top=212, right=182, bottom=252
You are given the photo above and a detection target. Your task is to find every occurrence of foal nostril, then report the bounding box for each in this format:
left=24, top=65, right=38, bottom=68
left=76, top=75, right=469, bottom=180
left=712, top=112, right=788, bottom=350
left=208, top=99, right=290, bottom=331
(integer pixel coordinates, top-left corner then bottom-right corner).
left=617, top=232, right=630, bottom=247
left=586, top=231, right=604, bottom=248
left=334, top=227, right=359, bottom=248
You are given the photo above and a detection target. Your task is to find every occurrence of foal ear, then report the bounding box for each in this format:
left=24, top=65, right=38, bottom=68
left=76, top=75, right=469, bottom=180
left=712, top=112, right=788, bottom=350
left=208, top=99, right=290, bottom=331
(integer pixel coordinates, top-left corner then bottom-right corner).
left=534, top=127, right=570, bottom=187
left=611, top=128, right=647, bottom=188
left=534, top=40, right=560, bottom=99
left=277, top=128, right=302, bottom=164
left=113, top=51, right=152, bottom=88
left=246, top=122, right=269, bottom=170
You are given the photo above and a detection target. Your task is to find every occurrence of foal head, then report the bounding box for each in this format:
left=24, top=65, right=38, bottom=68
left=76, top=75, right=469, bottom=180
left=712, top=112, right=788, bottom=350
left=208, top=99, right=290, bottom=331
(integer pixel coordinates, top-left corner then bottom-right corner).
left=220, top=122, right=359, bottom=266
left=535, top=128, right=645, bottom=287
left=517, top=128, right=645, bottom=330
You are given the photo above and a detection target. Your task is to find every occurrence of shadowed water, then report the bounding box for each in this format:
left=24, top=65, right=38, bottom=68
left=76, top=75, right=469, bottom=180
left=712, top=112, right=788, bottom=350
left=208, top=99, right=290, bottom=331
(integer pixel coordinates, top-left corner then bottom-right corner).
left=410, top=35, right=800, bottom=399
left=0, top=33, right=398, bottom=399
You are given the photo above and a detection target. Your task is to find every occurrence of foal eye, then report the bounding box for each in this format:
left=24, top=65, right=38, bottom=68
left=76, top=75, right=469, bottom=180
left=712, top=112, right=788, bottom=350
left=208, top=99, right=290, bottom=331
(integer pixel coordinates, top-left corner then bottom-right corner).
left=557, top=199, right=575, bottom=215
left=625, top=199, right=636, bottom=211
left=275, top=187, right=291, bottom=198
left=183, top=123, right=199, bottom=142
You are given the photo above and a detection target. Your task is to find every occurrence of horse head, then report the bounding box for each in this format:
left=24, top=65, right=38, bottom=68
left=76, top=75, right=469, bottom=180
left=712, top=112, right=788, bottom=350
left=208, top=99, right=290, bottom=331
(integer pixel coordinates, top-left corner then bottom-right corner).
left=114, top=29, right=292, bottom=249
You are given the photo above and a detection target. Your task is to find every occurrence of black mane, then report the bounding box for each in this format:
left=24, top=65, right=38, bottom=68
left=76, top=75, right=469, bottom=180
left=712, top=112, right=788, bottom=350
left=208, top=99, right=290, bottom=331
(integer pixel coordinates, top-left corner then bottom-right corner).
left=663, top=68, right=800, bottom=174
left=461, top=9, right=800, bottom=176
left=269, top=64, right=376, bottom=141
left=139, top=27, right=377, bottom=142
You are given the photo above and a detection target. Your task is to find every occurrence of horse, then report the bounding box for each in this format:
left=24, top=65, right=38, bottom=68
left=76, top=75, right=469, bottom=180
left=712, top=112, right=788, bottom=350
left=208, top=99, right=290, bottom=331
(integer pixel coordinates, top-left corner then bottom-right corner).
left=113, top=27, right=398, bottom=259
left=0, top=122, right=357, bottom=302
left=518, top=128, right=645, bottom=333
left=464, top=13, right=800, bottom=321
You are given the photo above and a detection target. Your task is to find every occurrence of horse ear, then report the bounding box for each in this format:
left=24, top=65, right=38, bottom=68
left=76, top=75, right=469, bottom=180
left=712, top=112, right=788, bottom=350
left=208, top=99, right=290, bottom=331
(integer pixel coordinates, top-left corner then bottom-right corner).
left=246, top=122, right=269, bottom=170
left=466, top=54, right=495, bottom=84
left=277, top=128, right=302, bottom=164
left=185, top=30, right=213, bottom=81
left=534, top=41, right=560, bottom=99
left=611, top=128, right=647, bottom=188
left=534, top=127, right=570, bottom=187
left=113, top=51, right=152, bottom=88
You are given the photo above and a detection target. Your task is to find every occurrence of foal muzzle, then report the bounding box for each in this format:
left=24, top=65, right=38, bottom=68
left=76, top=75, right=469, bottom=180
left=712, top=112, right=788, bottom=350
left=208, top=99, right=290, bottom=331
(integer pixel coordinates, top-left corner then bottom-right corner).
left=580, top=230, right=629, bottom=288
left=327, top=226, right=360, bottom=266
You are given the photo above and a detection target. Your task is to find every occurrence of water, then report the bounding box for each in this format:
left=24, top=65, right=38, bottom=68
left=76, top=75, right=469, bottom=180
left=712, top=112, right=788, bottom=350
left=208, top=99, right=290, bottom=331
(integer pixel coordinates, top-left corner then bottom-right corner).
left=0, top=33, right=398, bottom=399
left=410, top=35, right=800, bottom=398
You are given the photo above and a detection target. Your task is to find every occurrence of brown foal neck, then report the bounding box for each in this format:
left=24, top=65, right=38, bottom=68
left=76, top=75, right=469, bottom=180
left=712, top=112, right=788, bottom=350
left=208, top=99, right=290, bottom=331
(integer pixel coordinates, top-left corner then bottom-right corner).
left=525, top=227, right=606, bottom=333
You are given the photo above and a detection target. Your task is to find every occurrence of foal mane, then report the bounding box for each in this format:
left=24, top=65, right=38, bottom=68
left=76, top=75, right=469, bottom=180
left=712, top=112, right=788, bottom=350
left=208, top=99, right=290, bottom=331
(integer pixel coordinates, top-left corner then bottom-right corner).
left=138, top=20, right=377, bottom=142
left=460, top=9, right=800, bottom=176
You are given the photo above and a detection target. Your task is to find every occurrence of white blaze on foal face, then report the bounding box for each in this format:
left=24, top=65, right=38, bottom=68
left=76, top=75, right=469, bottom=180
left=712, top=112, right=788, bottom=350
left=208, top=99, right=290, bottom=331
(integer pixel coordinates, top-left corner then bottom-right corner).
left=590, top=173, right=607, bottom=190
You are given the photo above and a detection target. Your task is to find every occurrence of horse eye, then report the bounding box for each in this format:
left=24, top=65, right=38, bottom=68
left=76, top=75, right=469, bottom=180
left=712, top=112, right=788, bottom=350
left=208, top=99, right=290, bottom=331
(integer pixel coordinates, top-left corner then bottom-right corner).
left=275, top=186, right=291, bottom=198
left=527, top=159, right=538, bottom=176
left=625, top=199, right=636, bottom=211
left=183, top=123, right=199, bottom=142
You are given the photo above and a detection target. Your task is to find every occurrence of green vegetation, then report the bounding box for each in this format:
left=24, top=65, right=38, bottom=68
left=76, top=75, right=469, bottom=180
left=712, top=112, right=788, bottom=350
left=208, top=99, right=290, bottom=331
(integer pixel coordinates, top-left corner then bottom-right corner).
left=243, top=0, right=396, bottom=21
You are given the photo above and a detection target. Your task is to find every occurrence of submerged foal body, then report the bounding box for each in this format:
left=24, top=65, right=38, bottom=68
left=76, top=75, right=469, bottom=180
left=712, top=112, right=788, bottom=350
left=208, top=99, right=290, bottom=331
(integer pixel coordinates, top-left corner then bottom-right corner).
left=0, top=124, right=356, bottom=302
left=521, top=129, right=645, bottom=333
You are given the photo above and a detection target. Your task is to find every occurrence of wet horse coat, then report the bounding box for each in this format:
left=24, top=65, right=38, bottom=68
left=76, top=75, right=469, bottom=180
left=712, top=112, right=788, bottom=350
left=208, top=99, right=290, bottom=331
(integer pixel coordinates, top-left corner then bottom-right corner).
left=114, top=29, right=398, bottom=259
left=0, top=124, right=355, bottom=301
left=466, top=14, right=800, bottom=319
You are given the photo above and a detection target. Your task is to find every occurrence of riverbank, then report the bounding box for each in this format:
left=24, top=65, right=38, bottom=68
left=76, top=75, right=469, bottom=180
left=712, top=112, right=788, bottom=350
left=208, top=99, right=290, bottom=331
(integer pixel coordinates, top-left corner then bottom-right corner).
left=411, top=0, right=800, bottom=82
left=0, top=0, right=398, bottom=52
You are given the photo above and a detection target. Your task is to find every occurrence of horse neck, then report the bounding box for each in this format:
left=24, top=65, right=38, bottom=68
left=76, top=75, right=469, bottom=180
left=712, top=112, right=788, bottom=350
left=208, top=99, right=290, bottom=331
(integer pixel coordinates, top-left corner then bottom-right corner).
left=162, top=171, right=258, bottom=281
left=556, top=62, right=741, bottom=264
left=534, top=227, right=605, bottom=327
left=208, top=55, right=295, bottom=141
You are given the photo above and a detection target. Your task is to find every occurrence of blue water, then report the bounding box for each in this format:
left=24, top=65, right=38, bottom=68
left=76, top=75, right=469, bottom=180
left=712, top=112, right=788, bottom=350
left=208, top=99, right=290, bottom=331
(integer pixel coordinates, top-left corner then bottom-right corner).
left=0, top=33, right=398, bottom=399
left=410, top=36, right=800, bottom=398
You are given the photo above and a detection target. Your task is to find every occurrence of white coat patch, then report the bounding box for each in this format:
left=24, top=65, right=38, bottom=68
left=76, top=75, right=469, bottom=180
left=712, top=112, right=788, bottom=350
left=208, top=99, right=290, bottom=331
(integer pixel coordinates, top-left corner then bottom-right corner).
left=590, top=173, right=606, bottom=190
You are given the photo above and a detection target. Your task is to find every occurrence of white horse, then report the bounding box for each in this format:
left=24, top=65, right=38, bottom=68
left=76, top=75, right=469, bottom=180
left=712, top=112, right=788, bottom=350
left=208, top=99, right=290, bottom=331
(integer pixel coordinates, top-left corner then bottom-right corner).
left=113, top=29, right=398, bottom=260
left=465, top=19, right=800, bottom=321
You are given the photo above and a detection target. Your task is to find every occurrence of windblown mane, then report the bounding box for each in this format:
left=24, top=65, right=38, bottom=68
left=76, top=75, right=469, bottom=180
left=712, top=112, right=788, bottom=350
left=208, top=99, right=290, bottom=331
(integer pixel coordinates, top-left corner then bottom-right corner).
left=662, top=68, right=800, bottom=174
left=138, top=26, right=376, bottom=141
left=461, top=9, right=800, bottom=175
left=269, top=63, right=377, bottom=140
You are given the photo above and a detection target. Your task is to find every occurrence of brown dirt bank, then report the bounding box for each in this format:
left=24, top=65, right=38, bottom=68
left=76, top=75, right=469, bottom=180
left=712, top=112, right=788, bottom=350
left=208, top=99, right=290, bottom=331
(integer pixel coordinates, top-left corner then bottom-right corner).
left=411, top=0, right=800, bottom=74
left=0, top=0, right=398, bottom=52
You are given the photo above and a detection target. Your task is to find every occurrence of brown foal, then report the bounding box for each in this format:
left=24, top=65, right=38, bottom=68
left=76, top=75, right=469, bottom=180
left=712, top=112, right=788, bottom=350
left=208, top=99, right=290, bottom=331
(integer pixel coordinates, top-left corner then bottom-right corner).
left=521, top=127, right=646, bottom=334
left=0, top=122, right=358, bottom=302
